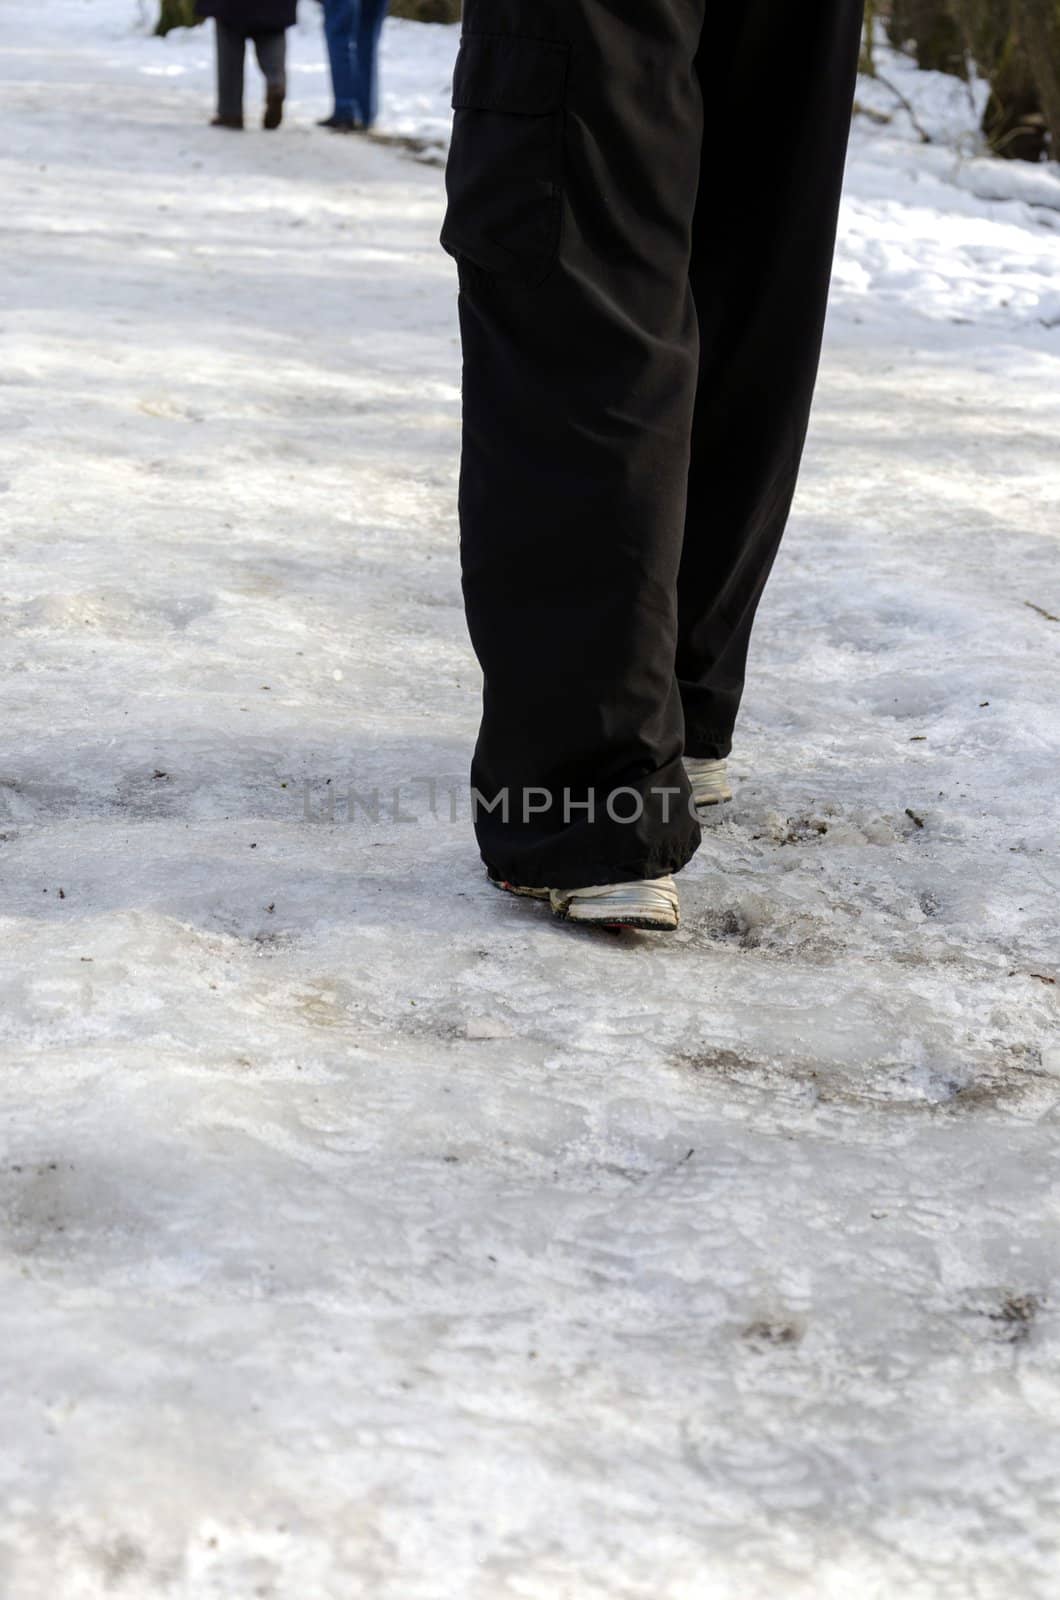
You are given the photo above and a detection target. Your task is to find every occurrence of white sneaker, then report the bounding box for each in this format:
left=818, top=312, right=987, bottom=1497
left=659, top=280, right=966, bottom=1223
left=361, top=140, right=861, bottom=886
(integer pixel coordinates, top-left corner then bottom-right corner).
left=685, top=756, right=732, bottom=810
left=551, top=875, right=680, bottom=930
left=489, top=871, right=679, bottom=930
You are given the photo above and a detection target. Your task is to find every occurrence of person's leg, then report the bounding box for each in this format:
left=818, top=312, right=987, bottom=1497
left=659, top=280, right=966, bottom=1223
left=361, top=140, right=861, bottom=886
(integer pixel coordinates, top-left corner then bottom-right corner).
left=353, top=0, right=388, bottom=129
left=214, top=19, right=246, bottom=125
left=442, top=1, right=706, bottom=891
left=322, top=0, right=357, bottom=123
left=252, top=29, right=287, bottom=127
left=677, top=1, right=864, bottom=760
left=252, top=29, right=286, bottom=92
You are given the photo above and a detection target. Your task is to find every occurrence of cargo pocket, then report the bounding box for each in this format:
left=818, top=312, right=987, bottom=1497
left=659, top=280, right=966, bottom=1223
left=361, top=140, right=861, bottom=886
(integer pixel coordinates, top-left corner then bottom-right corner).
left=441, top=32, right=570, bottom=289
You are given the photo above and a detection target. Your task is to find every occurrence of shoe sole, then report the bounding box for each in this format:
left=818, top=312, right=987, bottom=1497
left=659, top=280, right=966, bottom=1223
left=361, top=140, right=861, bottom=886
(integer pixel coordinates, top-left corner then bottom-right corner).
left=555, top=908, right=678, bottom=931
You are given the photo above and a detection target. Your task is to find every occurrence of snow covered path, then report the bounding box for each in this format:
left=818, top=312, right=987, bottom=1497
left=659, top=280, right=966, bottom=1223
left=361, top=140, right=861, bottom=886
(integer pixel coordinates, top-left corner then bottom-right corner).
left=2, top=7, right=1060, bottom=1597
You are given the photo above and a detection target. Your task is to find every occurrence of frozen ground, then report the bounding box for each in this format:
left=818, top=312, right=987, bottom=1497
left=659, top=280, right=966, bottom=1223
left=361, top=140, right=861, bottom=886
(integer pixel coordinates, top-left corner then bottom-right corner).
left=2, top=4, right=1060, bottom=1597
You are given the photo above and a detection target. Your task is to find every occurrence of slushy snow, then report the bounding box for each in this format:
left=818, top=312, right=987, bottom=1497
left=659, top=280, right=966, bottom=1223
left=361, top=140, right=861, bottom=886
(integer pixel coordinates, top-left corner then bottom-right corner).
left=1, top=5, right=1059, bottom=1598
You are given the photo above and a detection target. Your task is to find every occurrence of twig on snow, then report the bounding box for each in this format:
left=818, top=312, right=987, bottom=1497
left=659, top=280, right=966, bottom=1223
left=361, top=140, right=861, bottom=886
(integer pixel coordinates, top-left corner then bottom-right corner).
left=874, top=72, right=933, bottom=143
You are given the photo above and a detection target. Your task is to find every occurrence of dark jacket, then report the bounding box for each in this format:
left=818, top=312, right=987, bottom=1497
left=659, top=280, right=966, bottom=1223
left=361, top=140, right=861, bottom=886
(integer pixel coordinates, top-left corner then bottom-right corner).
left=196, top=0, right=297, bottom=29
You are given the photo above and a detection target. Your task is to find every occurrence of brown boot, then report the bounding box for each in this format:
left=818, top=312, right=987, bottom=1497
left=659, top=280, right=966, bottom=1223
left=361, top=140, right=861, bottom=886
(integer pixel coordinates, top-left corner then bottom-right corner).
left=263, top=83, right=285, bottom=130
left=210, top=113, right=244, bottom=130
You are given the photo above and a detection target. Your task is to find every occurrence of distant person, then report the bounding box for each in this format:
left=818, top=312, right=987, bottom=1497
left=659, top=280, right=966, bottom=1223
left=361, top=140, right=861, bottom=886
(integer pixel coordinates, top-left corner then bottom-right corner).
left=318, top=0, right=389, bottom=132
left=196, top=0, right=297, bottom=130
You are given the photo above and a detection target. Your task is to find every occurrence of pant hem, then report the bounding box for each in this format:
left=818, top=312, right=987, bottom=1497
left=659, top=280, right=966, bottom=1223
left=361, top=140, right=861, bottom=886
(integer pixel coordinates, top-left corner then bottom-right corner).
left=482, top=831, right=701, bottom=894
left=683, top=729, right=734, bottom=762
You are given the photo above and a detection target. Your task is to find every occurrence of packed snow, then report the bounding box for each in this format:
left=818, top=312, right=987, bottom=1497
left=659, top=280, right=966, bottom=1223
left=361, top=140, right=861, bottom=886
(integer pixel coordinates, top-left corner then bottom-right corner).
left=1, top=4, right=1059, bottom=1597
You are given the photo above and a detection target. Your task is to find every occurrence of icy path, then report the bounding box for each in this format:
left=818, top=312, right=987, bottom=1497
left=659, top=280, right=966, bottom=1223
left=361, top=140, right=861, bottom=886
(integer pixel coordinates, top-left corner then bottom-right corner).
left=2, top=7, right=1060, bottom=1598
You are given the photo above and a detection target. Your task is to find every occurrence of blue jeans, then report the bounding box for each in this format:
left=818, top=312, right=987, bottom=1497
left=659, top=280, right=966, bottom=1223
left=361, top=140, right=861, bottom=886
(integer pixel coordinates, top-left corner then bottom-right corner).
left=323, top=0, right=388, bottom=127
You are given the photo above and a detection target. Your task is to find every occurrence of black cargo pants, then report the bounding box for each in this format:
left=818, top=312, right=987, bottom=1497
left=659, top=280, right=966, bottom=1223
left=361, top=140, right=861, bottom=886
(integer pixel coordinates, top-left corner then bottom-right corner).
left=442, top=0, right=864, bottom=890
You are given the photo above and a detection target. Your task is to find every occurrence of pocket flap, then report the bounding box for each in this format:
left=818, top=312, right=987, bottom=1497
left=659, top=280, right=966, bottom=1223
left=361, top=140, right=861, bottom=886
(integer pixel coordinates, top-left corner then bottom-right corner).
left=452, top=32, right=569, bottom=116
